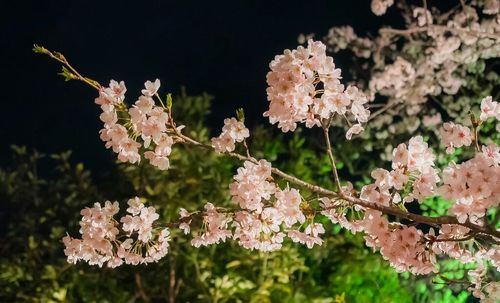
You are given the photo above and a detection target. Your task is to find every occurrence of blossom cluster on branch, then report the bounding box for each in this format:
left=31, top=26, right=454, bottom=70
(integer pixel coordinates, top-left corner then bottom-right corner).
left=96, top=78, right=177, bottom=170
left=316, top=0, right=500, bottom=167
left=265, top=40, right=370, bottom=138
left=36, top=25, right=500, bottom=301
left=63, top=198, right=170, bottom=267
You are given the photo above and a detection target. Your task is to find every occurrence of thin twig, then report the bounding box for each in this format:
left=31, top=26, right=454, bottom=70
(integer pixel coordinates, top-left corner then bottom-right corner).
left=168, top=265, right=176, bottom=303
left=322, top=121, right=343, bottom=192
left=135, top=272, right=150, bottom=303
left=379, top=25, right=500, bottom=40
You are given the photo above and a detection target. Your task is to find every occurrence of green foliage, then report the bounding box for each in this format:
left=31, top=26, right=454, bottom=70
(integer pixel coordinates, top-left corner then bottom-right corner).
left=0, top=91, right=460, bottom=302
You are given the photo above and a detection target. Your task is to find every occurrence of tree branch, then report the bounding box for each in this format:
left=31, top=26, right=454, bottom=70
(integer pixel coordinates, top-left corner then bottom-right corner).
left=35, top=46, right=500, bottom=240
left=322, top=121, right=343, bottom=192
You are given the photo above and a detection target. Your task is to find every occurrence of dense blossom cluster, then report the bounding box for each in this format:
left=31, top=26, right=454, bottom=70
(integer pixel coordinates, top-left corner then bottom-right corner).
left=191, top=203, right=232, bottom=247
left=63, top=198, right=170, bottom=267
left=96, top=79, right=175, bottom=170
left=359, top=135, right=439, bottom=204
left=439, top=122, right=472, bottom=154
left=211, top=117, right=250, bottom=153
left=265, top=40, right=370, bottom=138
left=40, top=17, right=500, bottom=299
left=186, top=160, right=324, bottom=252
left=481, top=96, right=500, bottom=121
left=377, top=4, right=499, bottom=110
left=443, top=148, right=500, bottom=224
left=321, top=2, right=500, bottom=146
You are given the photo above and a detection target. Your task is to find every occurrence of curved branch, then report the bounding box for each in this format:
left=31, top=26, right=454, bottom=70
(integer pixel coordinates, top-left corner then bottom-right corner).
left=176, top=131, right=500, bottom=239
left=35, top=46, right=500, bottom=240
left=379, top=24, right=500, bottom=40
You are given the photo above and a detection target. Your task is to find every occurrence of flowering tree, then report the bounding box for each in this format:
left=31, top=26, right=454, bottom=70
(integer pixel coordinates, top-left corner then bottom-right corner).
left=302, top=0, right=500, bottom=178
left=35, top=5, right=500, bottom=299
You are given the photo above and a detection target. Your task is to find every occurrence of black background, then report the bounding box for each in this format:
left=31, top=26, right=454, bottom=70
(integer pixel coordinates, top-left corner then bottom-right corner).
left=0, top=0, right=401, bottom=172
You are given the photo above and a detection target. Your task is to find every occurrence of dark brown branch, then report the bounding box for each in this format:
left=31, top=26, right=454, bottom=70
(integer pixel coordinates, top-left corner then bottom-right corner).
left=36, top=46, right=500, bottom=240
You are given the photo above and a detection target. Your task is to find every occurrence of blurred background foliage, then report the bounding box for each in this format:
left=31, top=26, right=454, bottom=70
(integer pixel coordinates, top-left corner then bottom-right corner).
left=0, top=91, right=483, bottom=302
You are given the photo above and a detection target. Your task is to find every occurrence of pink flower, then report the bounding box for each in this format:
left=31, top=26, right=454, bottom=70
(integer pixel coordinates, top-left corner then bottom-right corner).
left=63, top=199, right=169, bottom=267
left=191, top=203, right=232, bottom=247
left=346, top=124, right=364, bottom=140
left=126, top=197, right=144, bottom=215
left=264, top=40, right=369, bottom=134
left=440, top=122, right=472, bottom=154
left=101, top=80, right=127, bottom=104
left=449, top=197, right=473, bottom=223
left=141, top=79, right=161, bottom=97
left=222, top=118, right=250, bottom=142
left=371, top=168, right=392, bottom=190
left=482, top=143, right=500, bottom=166
left=211, top=117, right=250, bottom=152
left=305, top=223, right=325, bottom=237
left=392, top=143, right=408, bottom=169
left=211, top=132, right=236, bottom=153
left=480, top=96, right=498, bottom=121
left=407, top=136, right=436, bottom=174
left=274, top=188, right=305, bottom=227
left=178, top=208, right=191, bottom=234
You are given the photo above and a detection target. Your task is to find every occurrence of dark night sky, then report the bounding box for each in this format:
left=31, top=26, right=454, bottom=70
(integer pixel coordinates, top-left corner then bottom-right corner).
left=0, top=0, right=400, bottom=172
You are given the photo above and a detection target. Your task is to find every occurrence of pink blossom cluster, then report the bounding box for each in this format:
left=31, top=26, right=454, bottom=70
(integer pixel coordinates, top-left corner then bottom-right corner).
left=96, top=79, right=175, bottom=170
left=63, top=197, right=170, bottom=268
left=480, top=96, right=500, bottom=121
left=229, top=159, right=275, bottom=212
left=191, top=203, right=232, bottom=247
left=321, top=134, right=500, bottom=277
left=229, top=161, right=321, bottom=251
left=211, top=117, right=250, bottom=153
left=362, top=210, right=436, bottom=275
left=181, top=160, right=325, bottom=252
left=468, top=263, right=500, bottom=302
left=323, top=4, right=500, bottom=145
left=430, top=224, right=473, bottom=263
left=320, top=198, right=438, bottom=275
left=441, top=150, right=500, bottom=224
left=439, top=122, right=472, bottom=154
left=264, top=40, right=370, bottom=138
left=96, top=80, right=142, bottom=164
left=229, top=160, right=322, bottom=251
left=230, top=185, right=324, bottom=251
left=321, top=196, right=499, bottom=278
left=359, top=136, right=439, bottom=205
left=232, top=210, right=286, bottom=251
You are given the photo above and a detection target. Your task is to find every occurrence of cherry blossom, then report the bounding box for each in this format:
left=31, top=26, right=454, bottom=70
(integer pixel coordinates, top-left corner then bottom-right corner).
left=191, top=203, right=232, bottom=247
left=141, top=78, right=161, bottom=97
left=480, top=96, right=499, bottom=121
left=439, top=122, right=472, bottom=154
left=264, top=40, right=369, bottom=134
left=211, top=117, right=249, bottom=153
left=35, top=33, right=500, bottom=299
left=63, top=198, right=170, bottom=267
